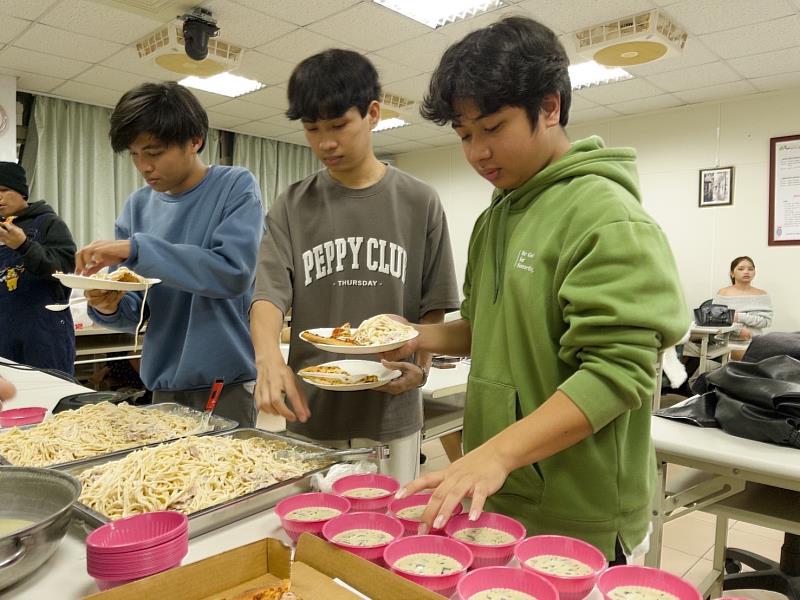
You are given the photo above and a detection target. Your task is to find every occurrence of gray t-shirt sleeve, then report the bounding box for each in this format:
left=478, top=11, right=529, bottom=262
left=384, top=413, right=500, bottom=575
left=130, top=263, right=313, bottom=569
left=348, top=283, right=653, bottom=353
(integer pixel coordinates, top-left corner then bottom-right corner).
left=421, top=198, right=460, bottom=316
left=252, top=194, right=293, bottom=314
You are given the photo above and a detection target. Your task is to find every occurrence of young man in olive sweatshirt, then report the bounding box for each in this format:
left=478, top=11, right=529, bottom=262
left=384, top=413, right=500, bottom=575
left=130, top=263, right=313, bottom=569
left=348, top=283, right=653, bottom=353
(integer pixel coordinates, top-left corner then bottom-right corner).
left=387, top=17, right=690, bottom=561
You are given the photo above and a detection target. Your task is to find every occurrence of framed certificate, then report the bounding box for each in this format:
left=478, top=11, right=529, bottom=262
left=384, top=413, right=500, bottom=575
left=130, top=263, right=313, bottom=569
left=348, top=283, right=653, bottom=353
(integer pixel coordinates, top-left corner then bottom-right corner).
left=769, top=134, right=800, bottom=246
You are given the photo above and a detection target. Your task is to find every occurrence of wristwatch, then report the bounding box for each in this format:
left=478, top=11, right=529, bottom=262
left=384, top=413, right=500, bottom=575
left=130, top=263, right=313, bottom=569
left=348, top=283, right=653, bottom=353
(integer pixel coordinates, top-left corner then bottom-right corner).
left=416, top=364, right=430, bottom=388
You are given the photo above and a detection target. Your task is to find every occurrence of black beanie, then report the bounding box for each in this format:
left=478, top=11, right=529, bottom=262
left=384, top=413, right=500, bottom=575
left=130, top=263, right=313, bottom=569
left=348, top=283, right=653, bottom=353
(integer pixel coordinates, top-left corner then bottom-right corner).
left=0, top=162, right=29, bottom=198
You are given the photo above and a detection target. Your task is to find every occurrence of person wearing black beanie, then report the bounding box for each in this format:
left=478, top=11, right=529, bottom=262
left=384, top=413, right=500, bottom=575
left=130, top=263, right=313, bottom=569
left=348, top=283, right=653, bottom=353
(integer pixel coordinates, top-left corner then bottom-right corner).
left=0, top=161, right=77, bottom=374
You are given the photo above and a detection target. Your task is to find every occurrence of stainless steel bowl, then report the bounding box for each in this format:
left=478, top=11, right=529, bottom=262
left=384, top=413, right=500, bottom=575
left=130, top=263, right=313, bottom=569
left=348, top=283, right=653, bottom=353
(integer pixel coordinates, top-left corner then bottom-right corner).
left=0, top=467, right=81, bottom=590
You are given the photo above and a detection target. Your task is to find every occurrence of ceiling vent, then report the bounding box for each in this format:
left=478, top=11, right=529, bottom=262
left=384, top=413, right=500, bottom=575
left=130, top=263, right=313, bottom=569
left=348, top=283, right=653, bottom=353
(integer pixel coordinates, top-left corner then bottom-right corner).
left=380, top=92, right=415, bottom=112
left=136, top=21, right=243, bottom=77
left=574, top=10, right=687, bottom=67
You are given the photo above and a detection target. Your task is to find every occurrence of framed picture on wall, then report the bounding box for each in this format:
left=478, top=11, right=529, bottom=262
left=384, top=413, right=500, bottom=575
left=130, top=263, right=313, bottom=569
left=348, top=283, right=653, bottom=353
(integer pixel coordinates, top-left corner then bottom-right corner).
left=769, top=134, right=800, bottom=246
left=698, top=166, right=734, bottom=207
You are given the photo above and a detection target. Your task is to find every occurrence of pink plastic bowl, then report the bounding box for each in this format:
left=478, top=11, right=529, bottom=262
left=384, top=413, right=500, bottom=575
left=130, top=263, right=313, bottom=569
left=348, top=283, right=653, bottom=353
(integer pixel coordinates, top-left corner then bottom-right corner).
left=384, top=534, right=473, bottom=597
left=331, top=473, right=400, bottom=512
left=389, top=493, right=464, bottom=536
left=87, top=535, right=189, bottom=577
left=93, top=559, right=183, bottom=591
left=322, top=511, right=404, bottom=565
left=86, top=511, right=188, bottom=553
left=597, top=565, right=702, bottom=600
left=0, top=407, right=47, bottom=427
left=457, top=566, right=559, bottom=600
left=515, top=535, right=607, bottom=600
left=444, top=512, right=526, bottom=569
left=276, top=492, right=352, bottom=542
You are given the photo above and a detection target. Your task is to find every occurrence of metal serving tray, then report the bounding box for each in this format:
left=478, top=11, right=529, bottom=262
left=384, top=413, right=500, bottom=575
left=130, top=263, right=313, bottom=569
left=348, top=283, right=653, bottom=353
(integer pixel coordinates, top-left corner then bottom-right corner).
left=64, top=428, right=332, bottom=539
left=0, top=402, right=237, bottom=470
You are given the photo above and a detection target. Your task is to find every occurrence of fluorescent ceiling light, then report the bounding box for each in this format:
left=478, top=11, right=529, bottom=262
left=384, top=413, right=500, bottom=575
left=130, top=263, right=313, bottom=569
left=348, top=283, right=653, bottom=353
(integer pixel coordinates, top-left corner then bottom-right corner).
left=374, top=0, right=502, bottom=29
left=179, top=72, right=265, bottom=98
left=568, top=61, right=632, bottom=90
left=373, top=117, right=409, bottom=132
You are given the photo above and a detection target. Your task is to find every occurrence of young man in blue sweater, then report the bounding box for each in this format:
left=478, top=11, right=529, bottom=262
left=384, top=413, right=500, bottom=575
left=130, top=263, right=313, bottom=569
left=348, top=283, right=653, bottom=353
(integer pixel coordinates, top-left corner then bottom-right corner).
left=76, top=82, right=263, bottom=426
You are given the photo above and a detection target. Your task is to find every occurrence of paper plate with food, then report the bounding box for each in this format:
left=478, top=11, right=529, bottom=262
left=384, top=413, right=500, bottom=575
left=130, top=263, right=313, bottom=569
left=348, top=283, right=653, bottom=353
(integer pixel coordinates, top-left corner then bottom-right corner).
left=299, top=314, right=418, bottom=354
left=298, top=360, right=401, bottom=391
left=53, top=267, right=161, bottom=291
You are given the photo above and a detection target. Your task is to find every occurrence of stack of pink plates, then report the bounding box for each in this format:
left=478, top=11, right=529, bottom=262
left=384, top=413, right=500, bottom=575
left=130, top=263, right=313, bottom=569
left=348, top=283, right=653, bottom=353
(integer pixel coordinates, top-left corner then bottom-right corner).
left=86, top=511, right=189, bottom=591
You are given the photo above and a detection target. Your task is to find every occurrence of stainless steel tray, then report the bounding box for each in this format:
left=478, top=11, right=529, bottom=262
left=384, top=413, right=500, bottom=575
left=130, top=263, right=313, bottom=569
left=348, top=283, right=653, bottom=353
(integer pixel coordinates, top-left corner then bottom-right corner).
left=0, top=402, right=237, bottom=470
left=65, top=428, right=332, bottom=539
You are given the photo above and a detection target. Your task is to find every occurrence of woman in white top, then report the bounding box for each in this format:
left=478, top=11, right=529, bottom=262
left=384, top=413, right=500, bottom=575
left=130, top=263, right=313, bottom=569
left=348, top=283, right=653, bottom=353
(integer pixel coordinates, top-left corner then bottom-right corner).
left=714, top=256, right=773, bottom=358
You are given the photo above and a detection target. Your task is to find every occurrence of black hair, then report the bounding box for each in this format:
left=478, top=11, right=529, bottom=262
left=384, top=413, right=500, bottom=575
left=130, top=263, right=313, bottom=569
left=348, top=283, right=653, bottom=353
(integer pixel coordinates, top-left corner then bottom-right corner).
left=729, top=256, right=755, bottom=284
left=287, top=49, right=381, bottom=122
left=109, top=82, right=208, bottom=153
left=421, top=16, right=571, bottom=129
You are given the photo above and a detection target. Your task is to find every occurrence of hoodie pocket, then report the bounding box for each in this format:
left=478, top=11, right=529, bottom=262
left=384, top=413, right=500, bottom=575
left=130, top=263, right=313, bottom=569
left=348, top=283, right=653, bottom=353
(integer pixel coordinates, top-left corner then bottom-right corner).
left=463, top=375, right=544, bottom=505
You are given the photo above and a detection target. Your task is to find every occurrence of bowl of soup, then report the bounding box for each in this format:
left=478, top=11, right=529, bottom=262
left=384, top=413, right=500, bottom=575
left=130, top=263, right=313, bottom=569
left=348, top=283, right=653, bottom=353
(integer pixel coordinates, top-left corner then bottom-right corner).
left=384, top=534, right=473, bottom=597
left=597, top=565, right=702, bottom=600
left=331, top=473, right=400, bottom=512
left=444, top=512, right=526, bottom=569
left=457, top=566, right=559, bottom=600
left=389, top=493, right=464, bottom=536
left=275, top=492, right=352, bottom=542
left=515, top=535, right=607, bottom=600
left=322, top=511, right=404, bottom=565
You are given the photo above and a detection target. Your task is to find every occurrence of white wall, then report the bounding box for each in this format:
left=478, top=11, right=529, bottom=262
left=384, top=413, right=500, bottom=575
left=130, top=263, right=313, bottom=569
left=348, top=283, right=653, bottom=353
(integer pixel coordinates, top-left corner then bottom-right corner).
left=0, top=75, right=17, bottom=161
left=397, top=87, right=800, bottom=333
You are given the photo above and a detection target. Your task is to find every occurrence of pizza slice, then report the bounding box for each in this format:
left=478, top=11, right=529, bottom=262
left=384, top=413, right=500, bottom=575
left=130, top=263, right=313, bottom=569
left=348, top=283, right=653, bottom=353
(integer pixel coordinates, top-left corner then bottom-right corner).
left=0, top=215, right=16, bottom=226
left=229, top=579, right=298, bottom=600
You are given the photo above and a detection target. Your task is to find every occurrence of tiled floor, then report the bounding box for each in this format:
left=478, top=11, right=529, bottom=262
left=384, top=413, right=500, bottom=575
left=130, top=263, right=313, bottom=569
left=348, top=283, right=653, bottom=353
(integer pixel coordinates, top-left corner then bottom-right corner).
left=419, top=439, right=791, bottom=600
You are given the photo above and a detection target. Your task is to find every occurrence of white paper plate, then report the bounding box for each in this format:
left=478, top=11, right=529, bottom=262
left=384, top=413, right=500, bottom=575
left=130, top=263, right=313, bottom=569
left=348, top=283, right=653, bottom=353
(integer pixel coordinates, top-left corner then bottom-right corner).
left=299, top=327, right=418, bottom=355
left=299, top=359, right=401, bottom=392
left=53, top=273, right=161, bottom=291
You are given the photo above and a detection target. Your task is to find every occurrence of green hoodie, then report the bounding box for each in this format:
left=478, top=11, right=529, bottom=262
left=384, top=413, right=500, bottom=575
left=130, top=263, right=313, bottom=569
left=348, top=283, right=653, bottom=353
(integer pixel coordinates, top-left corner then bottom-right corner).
left=461, top=136, right=689, bottom=558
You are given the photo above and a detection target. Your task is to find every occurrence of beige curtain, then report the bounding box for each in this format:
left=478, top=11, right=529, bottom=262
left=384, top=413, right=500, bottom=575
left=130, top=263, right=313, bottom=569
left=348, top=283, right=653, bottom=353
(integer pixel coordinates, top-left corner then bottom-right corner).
left=27, top=95, right=220, bottom=246
left=232, top=133, right=320, bottom=209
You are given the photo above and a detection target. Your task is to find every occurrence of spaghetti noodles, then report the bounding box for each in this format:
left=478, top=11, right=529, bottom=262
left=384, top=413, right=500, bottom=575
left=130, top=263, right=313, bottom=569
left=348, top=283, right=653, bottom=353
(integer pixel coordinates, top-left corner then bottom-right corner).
left=77, top=436, right=327, bottom=519
left=0, top=402, right=209, bottom=467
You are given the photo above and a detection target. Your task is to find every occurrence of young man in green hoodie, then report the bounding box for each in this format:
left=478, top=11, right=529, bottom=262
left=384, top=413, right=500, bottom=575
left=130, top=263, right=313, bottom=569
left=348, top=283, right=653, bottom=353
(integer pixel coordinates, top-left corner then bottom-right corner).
left=387, top=17, right=690, bottom=562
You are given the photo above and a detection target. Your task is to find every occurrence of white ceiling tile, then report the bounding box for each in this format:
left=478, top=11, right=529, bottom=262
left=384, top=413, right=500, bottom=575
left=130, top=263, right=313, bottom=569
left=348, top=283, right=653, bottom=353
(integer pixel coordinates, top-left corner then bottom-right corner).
left=212, top=99, right=282, bottom=120
left=0, top=67, right=63, bottom=93
left=0, top=0, right=57, bottom=20
left=366, top=53, right=423, bottom=85
left=644, top=62, right=739, bottom=93
left=516, top=0, right=656, bottom=34
left=276, top=130, right=311, bottom=146
left=101, top=47, right=181, bottom=80
left=233, top=119, right=296, bottom=139
left=14, top=23, right=123, bottom=63
left=674, top=80, right=758, bottom=104
left=236, top=51, right=294, bottom=85
left=0, top=45, right=90, bottom=79
left=374, top=32, right=451, bottom=72
left=568, top=106, right=622, bottom=124
left=50, top=81, right=123, bottom=107
left=425, top=133, right=460, bottom=147
left=206, top=111, right=250, bottom=130
left=436, top=5, right=519, bottom=41
left=307, top=3, right=430, bottom=52
left=623, top=37, right=720, bottom=76
left=74, top=65, right=148, bottom=93
left=569, top=93, right=599, bottom=111
left=607, top=94, right=683, bottom=115
left=728, top=46, right=800, bottom=79
left=239, top=85, right=288, bottom=110
left=749, top=71, right=800, bottom=93
left=663, top=0, right=795, bottom=35
left=380, top=140, right=435, bottom=155
left=383, top=73, right=431, bottom=103
left=201, top=0, right=297, bottom=49
left=259, top=112, right=302, bottom=131
left=382, top=124, right=439, bottom=142
left=39, top=0, right=164, bottom=44
left=576, top=77, right=665, bottom=104
left=699, top=14, right=800, bottom=59
left=371, top=132, right=406, bottom=148
left=231, top=0, right=360, bottom=27
left=0, top=15, right=30, bottom=43
left=184, top=88, right=231, bottom=109
left=256, top=28, right=348, bottom=63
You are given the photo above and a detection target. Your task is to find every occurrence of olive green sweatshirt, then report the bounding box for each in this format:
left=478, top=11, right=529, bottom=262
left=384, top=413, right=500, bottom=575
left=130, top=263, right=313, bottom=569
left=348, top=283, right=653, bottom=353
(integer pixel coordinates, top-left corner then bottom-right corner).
left=461, top=136, right=690, bottom=558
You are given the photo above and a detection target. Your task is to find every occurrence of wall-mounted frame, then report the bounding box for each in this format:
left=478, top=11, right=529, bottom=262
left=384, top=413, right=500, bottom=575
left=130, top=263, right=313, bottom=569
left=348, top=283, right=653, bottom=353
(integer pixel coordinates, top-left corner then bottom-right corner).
left=698, top=166, right=734, bottom=207
left=769, top=134, right=800, bottom=246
